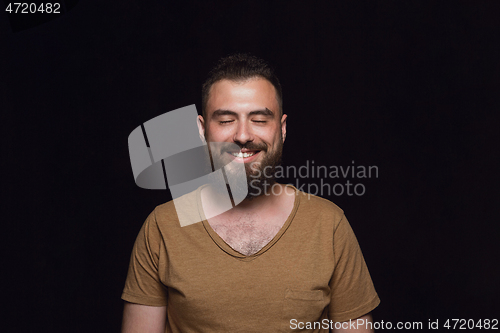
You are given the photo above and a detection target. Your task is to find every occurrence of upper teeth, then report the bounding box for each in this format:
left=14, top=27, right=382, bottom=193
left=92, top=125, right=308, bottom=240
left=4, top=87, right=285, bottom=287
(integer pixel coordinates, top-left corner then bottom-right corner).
left=232, top=152, right=256, bottom=158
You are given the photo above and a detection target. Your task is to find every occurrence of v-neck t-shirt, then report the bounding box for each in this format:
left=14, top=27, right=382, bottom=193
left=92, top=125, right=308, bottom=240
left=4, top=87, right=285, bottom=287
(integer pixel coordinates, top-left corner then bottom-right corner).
left=122, top=185, right=380, bottom=332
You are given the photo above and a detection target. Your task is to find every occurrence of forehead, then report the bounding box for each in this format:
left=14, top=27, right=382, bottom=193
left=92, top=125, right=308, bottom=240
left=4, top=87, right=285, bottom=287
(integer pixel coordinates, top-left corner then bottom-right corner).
left=206, top=78, right=279, bottom=117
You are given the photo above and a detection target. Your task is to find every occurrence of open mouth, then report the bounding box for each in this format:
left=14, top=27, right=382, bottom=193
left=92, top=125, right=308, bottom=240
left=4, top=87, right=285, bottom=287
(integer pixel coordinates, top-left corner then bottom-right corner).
left=231, top=151, right=257, bottom=158
left=225, top=149, right=261, bottom=162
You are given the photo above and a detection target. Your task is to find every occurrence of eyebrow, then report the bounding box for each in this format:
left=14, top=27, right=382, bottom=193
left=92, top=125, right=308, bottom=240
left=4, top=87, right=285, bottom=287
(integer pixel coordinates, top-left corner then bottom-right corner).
left=211, top=108, right=275, bottom=117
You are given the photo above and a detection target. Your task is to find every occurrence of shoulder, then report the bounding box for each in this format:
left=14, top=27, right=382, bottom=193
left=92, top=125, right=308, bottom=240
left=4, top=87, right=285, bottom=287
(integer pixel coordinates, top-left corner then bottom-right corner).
left=136, top=201, right=178, bottom=241
left=291, top=185, right=345, bottom=229
left=150, top=187, right=204, bottom=230
left=153, top=200, right=178, bottom=224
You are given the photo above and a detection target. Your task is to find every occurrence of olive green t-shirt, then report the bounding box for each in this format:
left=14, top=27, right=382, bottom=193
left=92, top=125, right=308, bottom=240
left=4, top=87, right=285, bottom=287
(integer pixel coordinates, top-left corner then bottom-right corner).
left=122, top=185, right=380, bottom=332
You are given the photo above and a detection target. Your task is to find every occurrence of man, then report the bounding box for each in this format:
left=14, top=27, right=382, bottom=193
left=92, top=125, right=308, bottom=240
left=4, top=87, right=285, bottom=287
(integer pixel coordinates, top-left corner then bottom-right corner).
left=121, top=54, right=380, bottom=332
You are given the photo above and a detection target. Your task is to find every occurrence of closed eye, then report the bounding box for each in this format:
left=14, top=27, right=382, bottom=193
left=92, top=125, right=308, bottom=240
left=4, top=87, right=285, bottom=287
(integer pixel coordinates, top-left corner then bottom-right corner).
left=219, top=120, right=234, bottom=124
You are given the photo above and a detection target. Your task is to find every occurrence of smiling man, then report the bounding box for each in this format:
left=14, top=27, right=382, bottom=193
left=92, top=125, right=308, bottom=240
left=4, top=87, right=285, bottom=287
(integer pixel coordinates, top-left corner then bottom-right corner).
left=121, top=54, right=380, bottom=332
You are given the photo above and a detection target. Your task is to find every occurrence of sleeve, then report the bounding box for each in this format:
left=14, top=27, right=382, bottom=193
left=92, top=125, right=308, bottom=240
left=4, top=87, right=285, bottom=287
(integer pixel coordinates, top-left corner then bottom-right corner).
left=121, top=209, right=168, bottom=306
left=328, top=214, right=380, bottom=322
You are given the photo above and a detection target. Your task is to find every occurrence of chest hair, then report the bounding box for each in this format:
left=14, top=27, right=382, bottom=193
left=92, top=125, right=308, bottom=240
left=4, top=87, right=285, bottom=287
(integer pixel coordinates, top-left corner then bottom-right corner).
left=210, top=214, right=283, bottom=256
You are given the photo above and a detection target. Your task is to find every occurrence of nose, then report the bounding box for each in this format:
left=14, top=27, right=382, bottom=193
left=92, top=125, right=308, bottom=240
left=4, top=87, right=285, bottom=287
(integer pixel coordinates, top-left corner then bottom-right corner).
left=233, top=120, right=254, bottom=145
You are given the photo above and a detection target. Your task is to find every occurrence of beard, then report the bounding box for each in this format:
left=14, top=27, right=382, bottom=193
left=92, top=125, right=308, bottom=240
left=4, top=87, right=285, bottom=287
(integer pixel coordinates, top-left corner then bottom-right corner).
left=205, top=136, right=283, bottom=201
left=244, top=140, right=283, bottom=199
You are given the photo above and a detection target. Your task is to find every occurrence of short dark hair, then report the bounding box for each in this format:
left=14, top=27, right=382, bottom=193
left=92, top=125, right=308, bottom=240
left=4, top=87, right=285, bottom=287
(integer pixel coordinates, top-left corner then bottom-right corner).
left=201, top=54, right=283, bottom=119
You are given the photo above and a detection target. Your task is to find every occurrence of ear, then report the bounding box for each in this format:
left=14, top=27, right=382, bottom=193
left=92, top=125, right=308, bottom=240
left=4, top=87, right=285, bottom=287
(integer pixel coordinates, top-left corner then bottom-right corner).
left=197, top=115, right=206, bottom=143
left=280, top=113, right=287, bottom=143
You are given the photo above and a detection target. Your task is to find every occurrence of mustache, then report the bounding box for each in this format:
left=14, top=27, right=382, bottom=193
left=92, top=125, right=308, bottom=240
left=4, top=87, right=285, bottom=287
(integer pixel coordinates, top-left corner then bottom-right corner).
left=236, top=142, right=267, bottom=151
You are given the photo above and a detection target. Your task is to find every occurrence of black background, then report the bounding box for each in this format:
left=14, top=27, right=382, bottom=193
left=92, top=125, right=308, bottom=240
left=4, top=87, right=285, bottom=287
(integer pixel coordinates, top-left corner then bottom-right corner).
left=2, top=1, right=499, bottom=332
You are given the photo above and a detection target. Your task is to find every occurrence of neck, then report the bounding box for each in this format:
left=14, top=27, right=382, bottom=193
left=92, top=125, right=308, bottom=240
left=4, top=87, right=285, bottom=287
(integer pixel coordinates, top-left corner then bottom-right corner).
left=201, top=183, right=288, bottom=218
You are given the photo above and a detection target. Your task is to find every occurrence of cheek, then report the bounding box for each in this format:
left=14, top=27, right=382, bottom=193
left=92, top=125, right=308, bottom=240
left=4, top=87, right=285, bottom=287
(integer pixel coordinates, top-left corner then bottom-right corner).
left=271, top=134, right=284, bottom=152
left=255, top=124, right=280, bottom=140
left=206, top=126, right=232, bottom=141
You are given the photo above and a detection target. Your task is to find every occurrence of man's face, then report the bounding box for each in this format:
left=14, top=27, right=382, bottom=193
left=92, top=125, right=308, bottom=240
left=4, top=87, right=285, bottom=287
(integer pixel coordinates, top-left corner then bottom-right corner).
left=198, top=78, right=287, bottom=197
